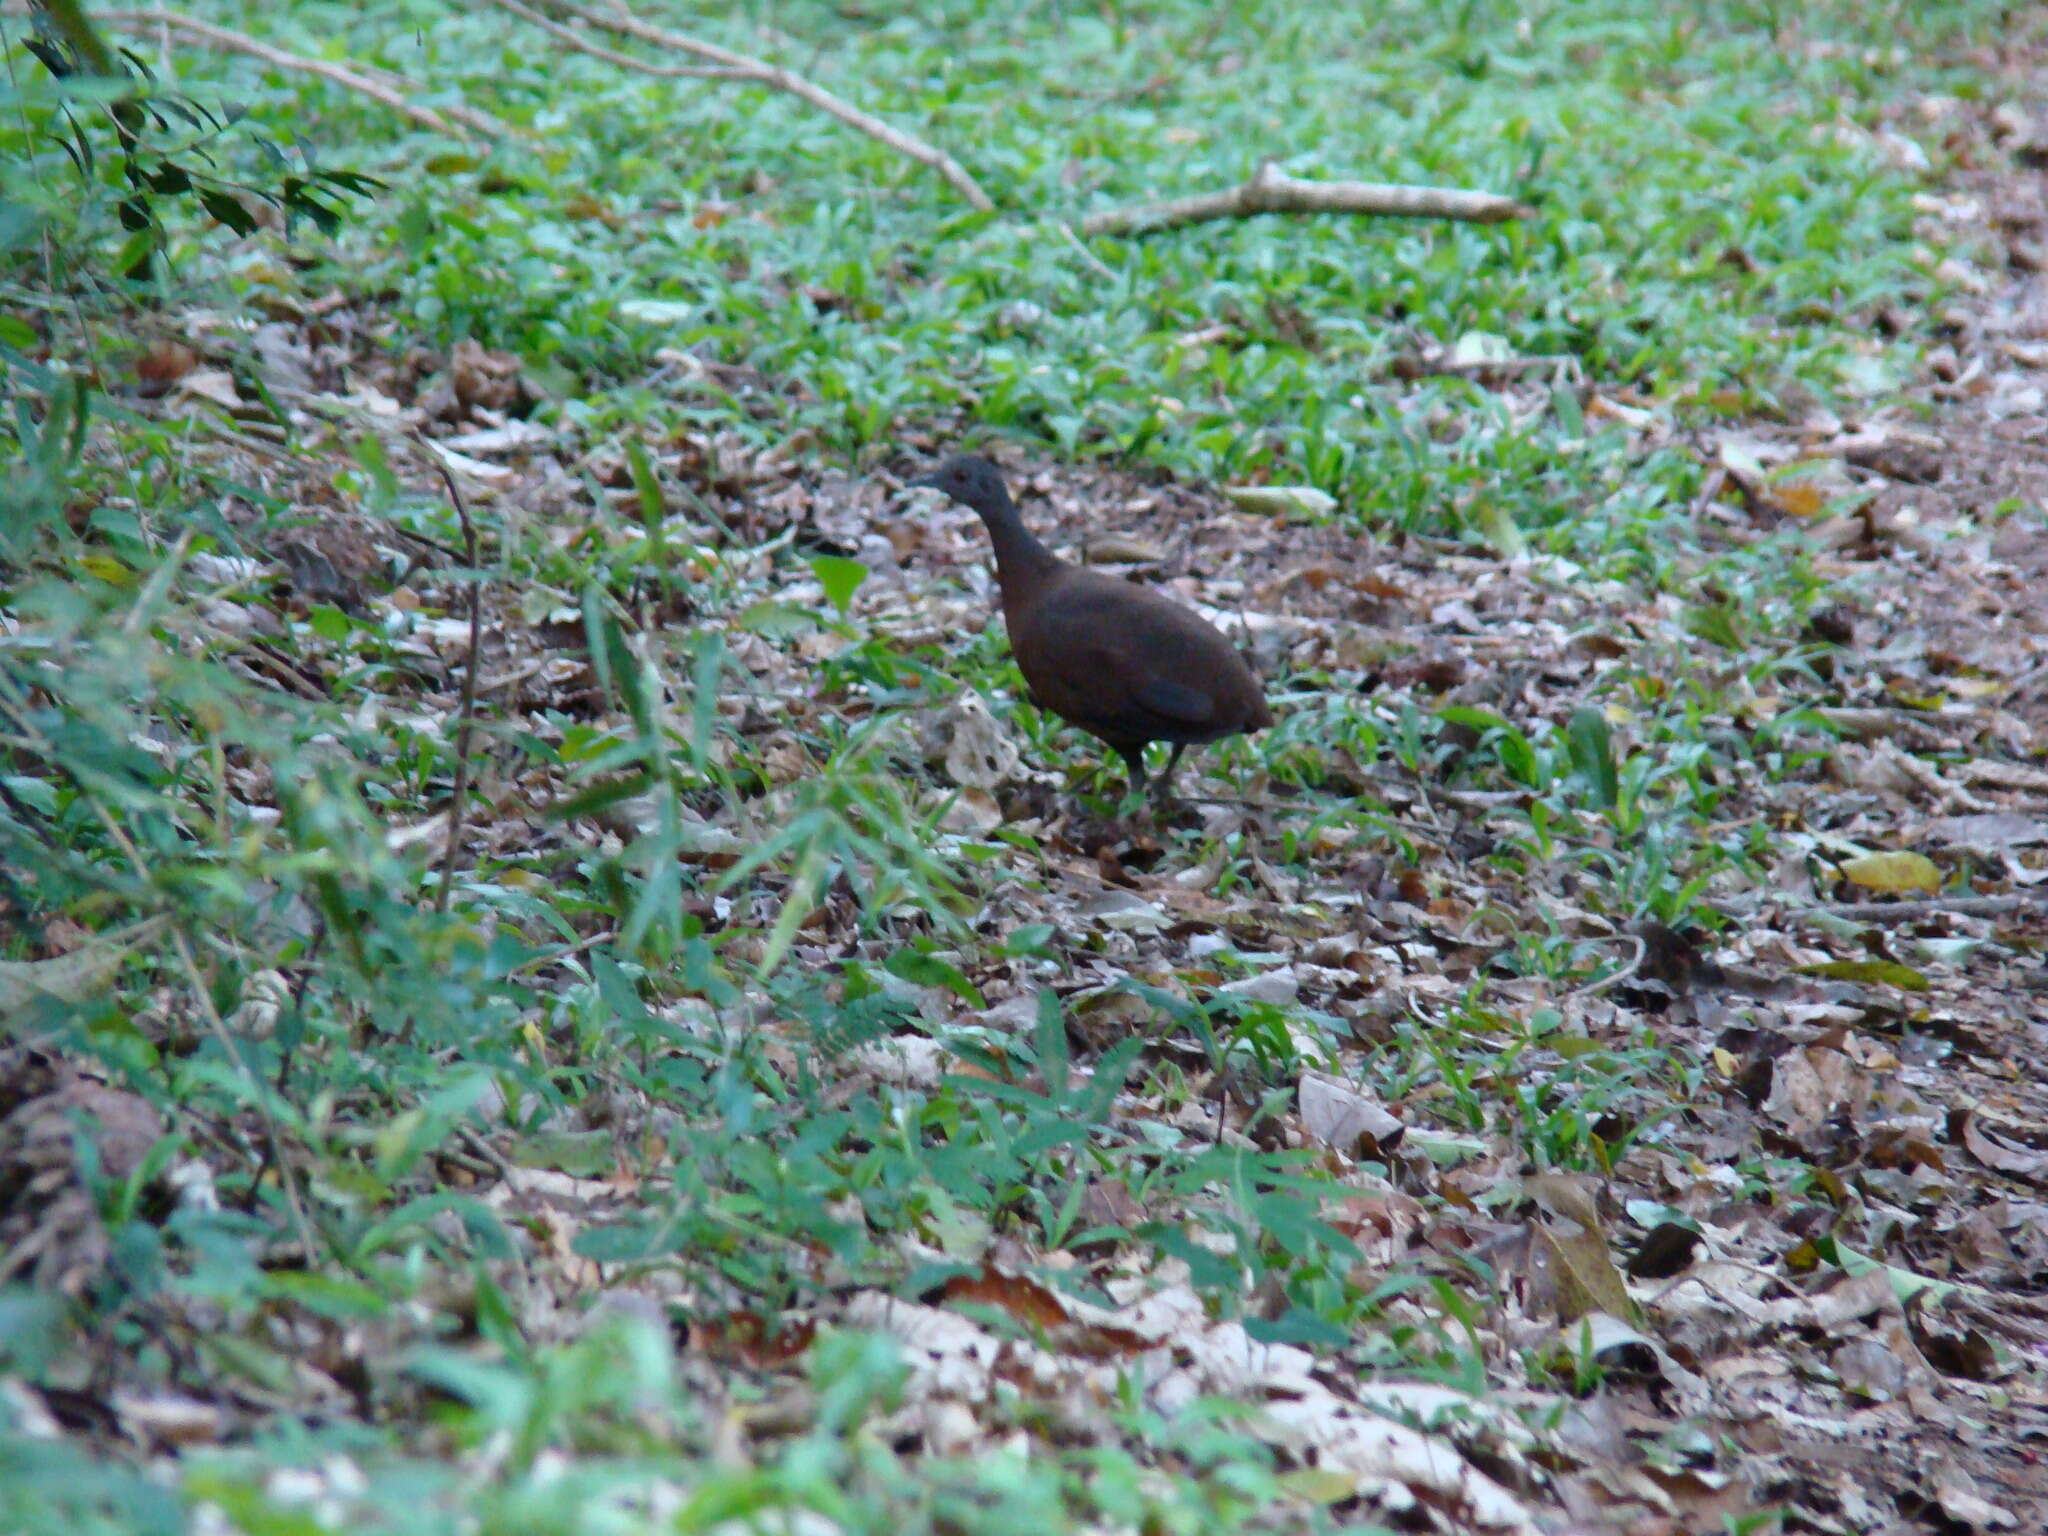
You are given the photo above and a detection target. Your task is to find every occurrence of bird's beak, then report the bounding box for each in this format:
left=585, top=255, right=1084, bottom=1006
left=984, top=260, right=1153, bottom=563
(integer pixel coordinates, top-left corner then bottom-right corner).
left=904, top=471, right=940, bottom=491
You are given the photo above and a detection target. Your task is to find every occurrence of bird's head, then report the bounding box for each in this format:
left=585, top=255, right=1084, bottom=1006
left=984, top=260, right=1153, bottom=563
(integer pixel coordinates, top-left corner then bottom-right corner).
left=907, top=454, right=1010, bottom=513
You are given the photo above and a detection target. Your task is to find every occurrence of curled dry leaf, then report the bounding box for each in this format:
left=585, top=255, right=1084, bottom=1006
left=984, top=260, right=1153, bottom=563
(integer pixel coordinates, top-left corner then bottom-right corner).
left=1527, top=1216, right=1634, bottom=1325
left=1298, top=1071, right=1404, bottom=1157
left=0, top=917, right=168, bottom=1017
left=0, top=1074, right=168, bottom=1296
left=938, top=786, right=1004, bottom=833
left=1075, top=890, right=1170, bottom=934
left=1762, top=1044, right=1872, bottom=1139
left=448, top=337, right=528, bottom=415
left=1259, top=1398, right=1537, bottom=1532
left=175, top=368, right=244, bottom=411
left=1954, top=1106, right=2048, bottom=1177
left=134, top=339, right=199, bottom=397
left=928, top=692, right=1020, bottom=792
left=227, top=968, right=292, bottom=1040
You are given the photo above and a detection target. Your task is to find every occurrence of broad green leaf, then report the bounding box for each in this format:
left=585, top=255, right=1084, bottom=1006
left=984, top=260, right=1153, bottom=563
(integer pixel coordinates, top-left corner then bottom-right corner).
left=307, top=605, right=351, bottom=643
left=737, top=599, right=819, bottom=639
left=1566, top=706, right=1618, bottom=809
left=508, top=1129, right=616, bottom=1178
left=1474, top=499, right=1527, bottom=560
left=260, top=1270, right=389, bottom=1321
left=885, top=946, right=984, bottom=1006
left=1001, top=923, right=1055, bottom=956
left=198, top=188, right=258, bottom=236
left=624, top=437, right=666, bottom=550
left=808, top=554, right=869, bottom=616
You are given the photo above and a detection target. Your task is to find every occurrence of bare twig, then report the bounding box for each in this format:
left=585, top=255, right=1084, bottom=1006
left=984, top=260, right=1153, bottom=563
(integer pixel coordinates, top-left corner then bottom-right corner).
left=457, top=1124, right=518, bottom=1181
left=424, top=452, right=485, bottom=916
left=1080, top=161, right=1531, bottom=237
left=1055, top=219, right=1118, bottom=282
left=1780, top=890, right=2048, bottom=923
left=506, top=927, right=619, bottom=976
left=480, top=0, right=741, bottom=80
left=1874, top=738, right=1991, bottom=813
left=1411, top=351, right=1583, bottom=382
left=86, top=8, right=514, bottom=140
left=1566, top=932, right=1647, bottom=1002
left=530, top=0, right=994, bottom=210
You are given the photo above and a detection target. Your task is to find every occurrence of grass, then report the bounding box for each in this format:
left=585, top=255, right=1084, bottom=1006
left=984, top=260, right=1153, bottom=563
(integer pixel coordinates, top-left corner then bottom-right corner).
left=0, top=0, right=2021, bottom=1531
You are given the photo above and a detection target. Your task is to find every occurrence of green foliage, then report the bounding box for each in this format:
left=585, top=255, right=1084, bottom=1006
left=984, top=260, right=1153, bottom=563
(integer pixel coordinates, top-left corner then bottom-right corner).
left=4, top=9, right=378, bottom=283
left=0, top=0, right=2016, bottom=1527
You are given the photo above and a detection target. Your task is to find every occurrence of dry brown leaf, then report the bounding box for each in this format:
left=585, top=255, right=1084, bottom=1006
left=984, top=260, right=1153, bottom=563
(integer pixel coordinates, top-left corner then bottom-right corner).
left=1528, top=1216, right=1635, bottom=1325
left=1299, top=1072, right=1404, bottom=1157
left=1955, top=1106, right=2048, bottom=1178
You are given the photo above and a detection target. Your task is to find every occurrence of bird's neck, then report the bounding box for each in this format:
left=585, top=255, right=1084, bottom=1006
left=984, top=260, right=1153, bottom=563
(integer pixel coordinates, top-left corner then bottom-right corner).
left=972, top=494, right=1062, bottom=601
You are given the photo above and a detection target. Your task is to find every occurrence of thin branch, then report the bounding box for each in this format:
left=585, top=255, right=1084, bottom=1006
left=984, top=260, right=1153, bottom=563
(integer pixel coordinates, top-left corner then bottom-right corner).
left=532, top=0, right=995, bottom=211
left=480, top=0, right=741, bottom=79
left=87, top=8, right=514, bottom=141
left=1778, top=890, right=2048, bottom=924
left=1055, top=219, right=1117, bottom=282
left=424, top=451, right=485, bottom=916
left=506, top=927, right=619, bottom=976
left=1566, top=932, right=1647, bottom=1002
left=1080, top=160, right=1531, bottom=237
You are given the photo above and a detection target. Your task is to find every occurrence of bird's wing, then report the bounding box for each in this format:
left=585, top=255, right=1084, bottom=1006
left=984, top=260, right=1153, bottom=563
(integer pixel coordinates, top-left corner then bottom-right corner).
left=1130, top=676, right=1217, bottom=726
left=1015, top=581, right=1221, bottom=733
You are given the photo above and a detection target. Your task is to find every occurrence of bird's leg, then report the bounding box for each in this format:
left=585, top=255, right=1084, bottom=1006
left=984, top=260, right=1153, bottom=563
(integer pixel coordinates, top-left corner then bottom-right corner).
left=1151, top=743, right=1189, bottom=807
left=1115, top=746, right=1150, bottom=815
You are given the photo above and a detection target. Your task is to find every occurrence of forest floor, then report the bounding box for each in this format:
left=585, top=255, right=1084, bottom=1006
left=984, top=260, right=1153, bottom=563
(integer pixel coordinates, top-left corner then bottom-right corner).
left=7, top=5, right=2048, bottom=1534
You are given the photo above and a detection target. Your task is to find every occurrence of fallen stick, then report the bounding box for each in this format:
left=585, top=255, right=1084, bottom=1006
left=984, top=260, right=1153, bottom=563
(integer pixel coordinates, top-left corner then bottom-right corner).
left=481, top=0, right=743, bottom=81
left=1744, top=889, right=2048, bottom=924
left=87, top=8, right=514, bottom=141
left=1080, top=161, right=1530, bottom=237
left=536, top=0, right=994, bottom=211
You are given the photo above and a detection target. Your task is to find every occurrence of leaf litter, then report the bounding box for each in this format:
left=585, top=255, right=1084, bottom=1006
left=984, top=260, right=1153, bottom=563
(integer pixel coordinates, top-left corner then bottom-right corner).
left=18, top=36, right=2048, bottom=1536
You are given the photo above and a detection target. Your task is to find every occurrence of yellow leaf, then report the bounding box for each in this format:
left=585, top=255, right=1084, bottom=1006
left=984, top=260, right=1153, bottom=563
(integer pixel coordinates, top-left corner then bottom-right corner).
left=1713, top=1047, right=1739, bottom=1078
left=76, top=553, right=136, bottom=587
left=1798, top=959, right=1930, bottom=991
left=1277, top=1469, right=1359, bottom=1505
left=1767, top=481, right=1829, bottom=518
left=1838, top=851, right=1940, bottom=894
left=1222, top=484, right=1337, bottom=520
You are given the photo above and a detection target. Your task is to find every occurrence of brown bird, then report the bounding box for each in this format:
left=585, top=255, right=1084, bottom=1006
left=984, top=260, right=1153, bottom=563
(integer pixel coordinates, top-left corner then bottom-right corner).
left=908, top=454, right=1273, bottom=802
